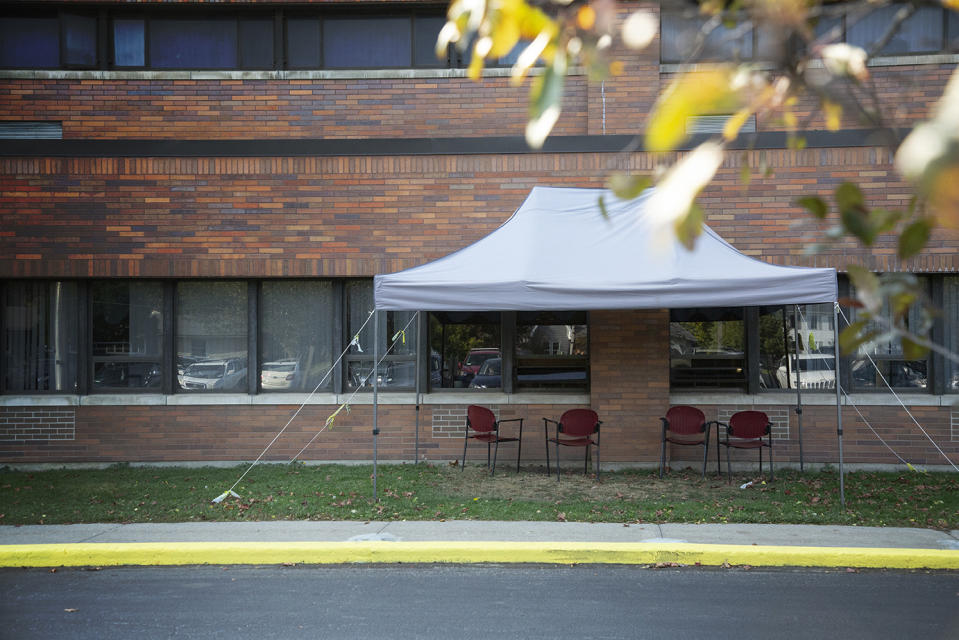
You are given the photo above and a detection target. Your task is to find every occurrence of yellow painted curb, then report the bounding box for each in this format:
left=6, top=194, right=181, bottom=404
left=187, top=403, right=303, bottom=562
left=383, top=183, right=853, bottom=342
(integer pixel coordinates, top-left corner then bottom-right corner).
left=1, top=541, right=958, bottom=569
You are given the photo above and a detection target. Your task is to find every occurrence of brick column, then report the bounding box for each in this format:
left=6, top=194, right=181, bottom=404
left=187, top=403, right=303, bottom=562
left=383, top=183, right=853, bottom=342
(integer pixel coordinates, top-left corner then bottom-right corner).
left=589, top=308, right=669, bottom=463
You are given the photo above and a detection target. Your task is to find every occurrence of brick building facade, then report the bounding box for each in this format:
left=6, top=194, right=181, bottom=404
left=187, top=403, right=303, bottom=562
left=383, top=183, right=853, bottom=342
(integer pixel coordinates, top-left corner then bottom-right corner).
left=1, top=1, right=958, bottom=470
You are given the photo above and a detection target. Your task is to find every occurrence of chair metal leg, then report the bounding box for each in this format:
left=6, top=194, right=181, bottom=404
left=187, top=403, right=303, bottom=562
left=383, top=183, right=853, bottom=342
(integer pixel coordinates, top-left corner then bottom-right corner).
left=701, top=438, right=708, bottom=479
left=516, top=429, right=522, bottom=474
left=543, top=420, right=550, bottom=476
left=596, top=443, right=600, bottom=480
left=726, top=444, right=732, bottom=484
left=716, top=425, right=722, bottom=475
left=461, top=429, right=468, bottom=471
left=487, top=441, right=491, bottom=470
left=769, top=438, right=774, bottom=481
left=555, top=439, right=561, bottom=481
left=491, top=438, right=499, bottom=476
left=659, top=438, right=666, bottom=479
left=584, top=445, right=589, bottom=475
left=759, top=448, right=763, bottom=477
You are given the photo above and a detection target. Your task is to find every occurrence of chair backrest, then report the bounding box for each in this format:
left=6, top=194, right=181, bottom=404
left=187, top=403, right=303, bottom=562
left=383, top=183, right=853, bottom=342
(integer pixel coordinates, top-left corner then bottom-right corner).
left=467, top=405, right=496, bottom=434
left=665, top=405, right=706, bottom=435
left=728, top=411, right=770, bottom=439
left=559, top=409, right=600, bottom=437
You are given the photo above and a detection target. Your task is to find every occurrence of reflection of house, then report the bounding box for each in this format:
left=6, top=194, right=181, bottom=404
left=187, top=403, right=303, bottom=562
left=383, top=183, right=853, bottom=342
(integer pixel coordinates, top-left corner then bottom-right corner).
left=1, top=4, right=958, bottom=469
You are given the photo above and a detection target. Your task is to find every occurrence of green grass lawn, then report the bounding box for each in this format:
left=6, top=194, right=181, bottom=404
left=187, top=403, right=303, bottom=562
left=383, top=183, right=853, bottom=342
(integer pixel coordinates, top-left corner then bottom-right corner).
left=1, top=463, right=956, bottom=529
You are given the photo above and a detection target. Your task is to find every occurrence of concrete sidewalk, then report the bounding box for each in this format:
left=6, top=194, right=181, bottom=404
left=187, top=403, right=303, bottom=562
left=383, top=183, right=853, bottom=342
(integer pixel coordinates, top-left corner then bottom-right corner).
left=2, top=521, right=959, bottom=569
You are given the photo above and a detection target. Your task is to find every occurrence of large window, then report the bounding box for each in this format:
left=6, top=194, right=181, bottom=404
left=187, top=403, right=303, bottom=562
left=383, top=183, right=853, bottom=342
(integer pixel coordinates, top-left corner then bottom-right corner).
left=759, top=304, right=836, bottom=391
left=260, top=281, right=333, bottom=393
left=176, top=282, right=248, bottom=393
left=1, top=282, right=79, bottom=393
left=670, top=308, right=746, bottom=389
left=515, top=311, right=588, bottom=390
left=429, top=312, right=501, bottom=389
left=91, top=281, right=163, bottom=391
left=848, top=277, right=930, bottom=390
left=0, top=11, right=97, bottom=69
left=345, top=281, right=417, bottom=390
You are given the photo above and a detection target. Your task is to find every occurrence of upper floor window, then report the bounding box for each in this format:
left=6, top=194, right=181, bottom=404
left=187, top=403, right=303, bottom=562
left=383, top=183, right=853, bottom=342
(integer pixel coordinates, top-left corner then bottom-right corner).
left=662, top=4, right=959, bottom=64
left=0, top=11, right=97, bottom=69
left=0, top=7, right=458, bottom=71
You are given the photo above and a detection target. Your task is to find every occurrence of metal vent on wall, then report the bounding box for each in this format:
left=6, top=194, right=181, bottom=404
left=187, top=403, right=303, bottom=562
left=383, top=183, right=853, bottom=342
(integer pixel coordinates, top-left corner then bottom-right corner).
left=686, top=115, right=757, bottom=134
left=0, top=121, right=63, bottom=139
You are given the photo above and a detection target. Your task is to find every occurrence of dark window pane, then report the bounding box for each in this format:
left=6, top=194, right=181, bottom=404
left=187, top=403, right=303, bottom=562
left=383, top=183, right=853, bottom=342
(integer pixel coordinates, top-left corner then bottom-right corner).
left=150, top=18, right=237, bottom=69
left=813, top=15, right=843, bottom=42
left=113, top=18, right=145, bottom=67
left=176, top=282, right=248, bottom=392
left=239, top=18, right=273, bottom=68
left=428, top=311, right=500, bottom=389
left=515, top=311, right=587, bottom=390
left=414, top=15, right=446, bottom=66
left=93, top=362, right=162, bottom=390
left=91, top=281, right=163, bottom=357
left=287, top=17, right=320, bottom=69
left=2, top=281, right=78, bottom=392
left=63, top=12, right=97, bottom=67
left=670, top=308, right=745, bottom=389
left=847, top=5, right=943, bottom=55
left=949, top=10, right=959, bottom=51
left=661, top=13, right=752, bottom=62
left=0, top=17, right=59, bottom=68
left=323, top=17, right=411, bottom=68
left=261, top=281, right=333, bottom=392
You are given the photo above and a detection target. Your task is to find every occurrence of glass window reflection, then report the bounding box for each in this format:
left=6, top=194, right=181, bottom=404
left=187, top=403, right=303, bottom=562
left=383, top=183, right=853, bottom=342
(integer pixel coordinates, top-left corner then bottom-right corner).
left=515, top=311, right=587, bottom=390
left=670, top=308, right=745, bottom=389
left=260, top=281, right=333, bottom=392
left=176, top=282, right=248, bottom=392
left=2, top=281, right=79, bottom=392
left=345, top=281, right=417, bottom=390
left=91, top=281, right=163, bottom=391
left=428, top=311, right=500, bottom=389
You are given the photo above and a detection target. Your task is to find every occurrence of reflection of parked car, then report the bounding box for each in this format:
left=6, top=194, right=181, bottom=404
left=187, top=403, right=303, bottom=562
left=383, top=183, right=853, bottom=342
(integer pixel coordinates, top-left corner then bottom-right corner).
left=457, top=348, right=500, bottom=386
left=775, top=354, right=836, bottom=390
left=468, top=357, right=502, bottom=389
left=260, top=359, right=301, bottom=390
left=179, top=358, right=247, bottom=391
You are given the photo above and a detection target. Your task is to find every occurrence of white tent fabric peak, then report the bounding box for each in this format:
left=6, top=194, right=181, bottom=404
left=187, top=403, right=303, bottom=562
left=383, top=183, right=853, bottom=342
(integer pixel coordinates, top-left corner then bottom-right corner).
left=374, top=186, right=837, bottom=311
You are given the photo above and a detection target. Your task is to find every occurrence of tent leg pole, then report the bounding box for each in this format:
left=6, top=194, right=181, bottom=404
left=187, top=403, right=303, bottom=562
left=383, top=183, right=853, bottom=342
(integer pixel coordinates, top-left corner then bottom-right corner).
left=793, top=305, right=804, bottom=472
left=833, top=303, right=845, bottom=509
left=415, top=312, right=421, bottom=465
left=373, top=310, right=380, bottom=501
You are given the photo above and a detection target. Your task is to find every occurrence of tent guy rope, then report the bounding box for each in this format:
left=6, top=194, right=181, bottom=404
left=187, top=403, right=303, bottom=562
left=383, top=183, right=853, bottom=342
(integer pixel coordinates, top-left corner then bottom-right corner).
left=211, top=309, right=375, bottom=504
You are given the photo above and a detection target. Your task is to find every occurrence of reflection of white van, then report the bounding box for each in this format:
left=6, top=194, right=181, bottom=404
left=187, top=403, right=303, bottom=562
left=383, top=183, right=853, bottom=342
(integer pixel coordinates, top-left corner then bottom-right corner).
left=776, top=354, right=835, bottom=389
left=179, top=358, right=247, bottom=391
left=260, top=360, right=301, bottom=390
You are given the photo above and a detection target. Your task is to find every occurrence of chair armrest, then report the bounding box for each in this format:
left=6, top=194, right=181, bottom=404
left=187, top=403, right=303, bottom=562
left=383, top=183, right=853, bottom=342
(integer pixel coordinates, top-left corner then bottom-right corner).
left=499, top=417, right=524, bottom=438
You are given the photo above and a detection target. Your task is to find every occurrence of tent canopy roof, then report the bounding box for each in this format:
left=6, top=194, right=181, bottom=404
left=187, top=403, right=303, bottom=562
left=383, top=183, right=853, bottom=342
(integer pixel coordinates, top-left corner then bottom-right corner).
left=374, top=186, right=837, bottom=311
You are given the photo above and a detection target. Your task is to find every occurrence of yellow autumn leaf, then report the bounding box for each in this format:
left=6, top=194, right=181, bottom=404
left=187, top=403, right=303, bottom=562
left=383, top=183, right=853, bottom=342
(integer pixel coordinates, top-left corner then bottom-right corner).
left=723, top=108, right=752, bottom=141
left=646, top=69, right=741, bottom=152
left=577, top=5, right=596, bottom=30
left=823, top=100, right=842, bottom=131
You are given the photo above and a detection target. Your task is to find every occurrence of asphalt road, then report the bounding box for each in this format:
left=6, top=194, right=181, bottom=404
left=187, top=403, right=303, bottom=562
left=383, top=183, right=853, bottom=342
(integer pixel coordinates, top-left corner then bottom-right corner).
left=2, top=564, right=957, bottom=639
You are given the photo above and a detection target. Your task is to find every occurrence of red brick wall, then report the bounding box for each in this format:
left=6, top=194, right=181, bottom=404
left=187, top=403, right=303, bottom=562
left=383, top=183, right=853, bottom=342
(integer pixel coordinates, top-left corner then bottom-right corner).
left=589, top=309, right=670, bottom=464
left=3, top=148, right=958, bottom=279
left=0, top=76, right=589, bottom=140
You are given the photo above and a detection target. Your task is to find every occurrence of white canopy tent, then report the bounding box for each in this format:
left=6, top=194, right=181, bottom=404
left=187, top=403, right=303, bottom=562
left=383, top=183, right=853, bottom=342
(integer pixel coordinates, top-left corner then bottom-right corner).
left=374, top=186, right=837, bottom=310
left=371, top=187, right=845, bottom=504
